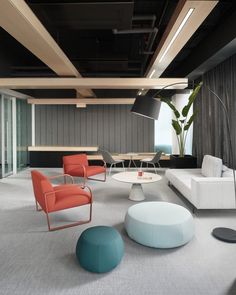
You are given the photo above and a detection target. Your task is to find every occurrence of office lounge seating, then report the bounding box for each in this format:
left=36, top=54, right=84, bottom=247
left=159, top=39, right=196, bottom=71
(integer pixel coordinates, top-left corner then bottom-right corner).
left=140, top=150, right=162, bottom=173
left=63, top=153, right=106, bottom=185
left=31, top=170, right=93, bottom=231
left=165, top=155, right=236, bottom=209
left=76, top=226, right=124, bottom=273
left=100, top=149, right=125, bottom=175
left=125, top=202, right=194, bottom=248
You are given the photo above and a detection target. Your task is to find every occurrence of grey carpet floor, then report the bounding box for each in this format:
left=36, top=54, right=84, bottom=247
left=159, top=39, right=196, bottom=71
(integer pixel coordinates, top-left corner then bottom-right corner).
left=0, top=168, right=236, bottom=295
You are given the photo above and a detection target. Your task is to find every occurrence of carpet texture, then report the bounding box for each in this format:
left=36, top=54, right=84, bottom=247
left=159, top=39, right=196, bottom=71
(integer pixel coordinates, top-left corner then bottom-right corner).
left=0, top=168, right=236, bottom=295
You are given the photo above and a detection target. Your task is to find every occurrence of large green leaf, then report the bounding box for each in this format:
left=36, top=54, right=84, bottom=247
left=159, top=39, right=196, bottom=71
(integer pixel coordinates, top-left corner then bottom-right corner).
left=160, top=97, right=180, bottom=118
left=172, top=119, right=182, bottom=135
left=182, top=82, right=203, bottom=117
left=184, top=112, right=197, bottom=131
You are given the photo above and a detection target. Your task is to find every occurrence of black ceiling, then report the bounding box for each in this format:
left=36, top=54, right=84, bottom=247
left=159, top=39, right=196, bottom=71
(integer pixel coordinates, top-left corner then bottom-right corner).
left=1, top=0, right=236, bottom=98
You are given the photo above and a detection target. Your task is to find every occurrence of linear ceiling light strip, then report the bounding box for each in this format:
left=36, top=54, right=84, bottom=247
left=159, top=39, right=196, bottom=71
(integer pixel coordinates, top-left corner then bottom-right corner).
left=159, top=8, right=194, bottom=63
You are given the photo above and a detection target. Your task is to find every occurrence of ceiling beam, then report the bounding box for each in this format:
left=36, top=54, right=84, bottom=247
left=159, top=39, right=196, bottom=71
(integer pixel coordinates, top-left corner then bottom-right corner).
left=0, top=78, right=188, bottom=89
left=0, top=0, right=94, bottom=97
left=28, top=98, right=135, bottom=105
left=145, top=0, right=218, bottom=78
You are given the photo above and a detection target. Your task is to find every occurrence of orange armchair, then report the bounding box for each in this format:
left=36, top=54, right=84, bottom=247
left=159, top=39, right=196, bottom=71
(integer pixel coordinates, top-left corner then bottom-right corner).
left=63, top=153, right=106, bottom=185
left=31, top=170, right=93, bottom=231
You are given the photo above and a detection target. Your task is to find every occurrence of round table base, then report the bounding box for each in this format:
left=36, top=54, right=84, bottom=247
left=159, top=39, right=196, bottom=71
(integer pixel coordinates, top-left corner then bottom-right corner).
left=129, top=183, right=145, bottom=201
left=212, top=227, right=236, bottom=243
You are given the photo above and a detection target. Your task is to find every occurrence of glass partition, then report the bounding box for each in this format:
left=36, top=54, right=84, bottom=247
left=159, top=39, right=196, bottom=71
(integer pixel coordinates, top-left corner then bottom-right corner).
left=0, top=94, right=32, bottom=178
left=16, top=99, right=32, bottom=171
left=2, top=95, right=13, bottom=176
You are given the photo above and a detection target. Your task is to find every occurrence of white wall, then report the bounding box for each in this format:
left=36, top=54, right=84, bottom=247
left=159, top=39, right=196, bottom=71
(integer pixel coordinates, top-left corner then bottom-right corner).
left=171, top=91, right=193, bottom=155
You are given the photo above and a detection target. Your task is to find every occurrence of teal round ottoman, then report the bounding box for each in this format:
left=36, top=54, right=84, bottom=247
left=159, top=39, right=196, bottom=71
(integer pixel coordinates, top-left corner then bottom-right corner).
left=76, top=226, right=124, bottom=273
left=125, top=202, right=194, bottom=248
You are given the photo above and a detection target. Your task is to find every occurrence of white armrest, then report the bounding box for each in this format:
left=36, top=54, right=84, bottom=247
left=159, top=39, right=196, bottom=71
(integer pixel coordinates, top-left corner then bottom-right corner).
left=191, top=177, right=235, bottom=209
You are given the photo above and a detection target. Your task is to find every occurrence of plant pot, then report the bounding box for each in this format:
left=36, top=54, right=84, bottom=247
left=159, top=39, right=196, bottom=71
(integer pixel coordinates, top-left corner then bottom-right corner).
left=170, top=154, right=197, bottom=169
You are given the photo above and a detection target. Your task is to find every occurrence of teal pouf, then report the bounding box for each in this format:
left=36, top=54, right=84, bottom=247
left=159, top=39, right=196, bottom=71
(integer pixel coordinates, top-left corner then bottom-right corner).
left=76, top=226, right=124, bottom=273
left=125, top=202, right=194, bottom=249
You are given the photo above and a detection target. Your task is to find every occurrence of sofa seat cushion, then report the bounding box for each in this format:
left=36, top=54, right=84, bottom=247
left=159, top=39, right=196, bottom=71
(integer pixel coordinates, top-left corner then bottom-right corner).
left=166, top=169, right=202, bottom=201
left=201, top=155, right=222, bottom=177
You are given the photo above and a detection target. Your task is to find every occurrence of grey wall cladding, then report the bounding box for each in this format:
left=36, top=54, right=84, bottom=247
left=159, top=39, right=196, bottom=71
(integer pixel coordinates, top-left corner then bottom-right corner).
left=35, top=105, right=154, bottom=153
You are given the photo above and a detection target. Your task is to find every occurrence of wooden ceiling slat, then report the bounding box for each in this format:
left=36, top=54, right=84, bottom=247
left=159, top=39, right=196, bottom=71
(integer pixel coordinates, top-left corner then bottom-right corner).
left=0, top=77, right=188, bottom=89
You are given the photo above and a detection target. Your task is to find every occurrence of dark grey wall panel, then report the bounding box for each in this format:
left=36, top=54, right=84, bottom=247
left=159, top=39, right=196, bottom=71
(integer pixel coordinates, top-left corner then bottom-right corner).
left=35, top=105, right=154, bottom=153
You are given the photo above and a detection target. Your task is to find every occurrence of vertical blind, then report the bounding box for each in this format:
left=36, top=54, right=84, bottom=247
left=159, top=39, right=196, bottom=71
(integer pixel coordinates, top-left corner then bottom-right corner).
left=193, top=54, right=236, bottom=167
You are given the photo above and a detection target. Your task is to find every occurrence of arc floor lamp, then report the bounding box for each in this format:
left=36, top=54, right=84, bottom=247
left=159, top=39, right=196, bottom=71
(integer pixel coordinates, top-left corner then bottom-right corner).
left=131, top=82, right=236, bottom=243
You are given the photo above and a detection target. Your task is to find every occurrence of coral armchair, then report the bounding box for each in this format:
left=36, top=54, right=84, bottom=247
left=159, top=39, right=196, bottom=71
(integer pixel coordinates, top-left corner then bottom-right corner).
left=31, top=170, right=92, bottom=231
left=63, top=154, right=106, bottom=185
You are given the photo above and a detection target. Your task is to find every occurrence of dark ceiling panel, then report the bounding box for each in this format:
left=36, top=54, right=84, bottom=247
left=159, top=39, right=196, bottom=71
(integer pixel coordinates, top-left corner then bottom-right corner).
left=28, top=2, right=134, bottom=30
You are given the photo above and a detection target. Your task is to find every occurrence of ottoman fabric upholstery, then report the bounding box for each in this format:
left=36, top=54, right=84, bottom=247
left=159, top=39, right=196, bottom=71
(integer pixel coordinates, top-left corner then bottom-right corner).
left=76, top=226, right=124, bottom=273
left=125, top=202, right=194, bottom=248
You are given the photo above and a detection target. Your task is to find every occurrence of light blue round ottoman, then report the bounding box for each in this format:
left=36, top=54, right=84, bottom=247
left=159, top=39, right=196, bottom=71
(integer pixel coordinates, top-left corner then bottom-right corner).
left=76, top=226, right=124, bottom=273
left=125, top=202, right=194, bottom=248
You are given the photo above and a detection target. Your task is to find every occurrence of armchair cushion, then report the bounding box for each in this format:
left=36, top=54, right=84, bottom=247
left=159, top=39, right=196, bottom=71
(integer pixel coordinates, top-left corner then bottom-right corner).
left=85, top=166, right=106, bottom=177
left=31, top=170, right=56, bottom=212
left=53, top=185, right=91, bottom=212
left=63, top=154, right=105, bottom=177
left=64, top=165, right=106, bottom=178
left=63, top=154, right=89, bottom=176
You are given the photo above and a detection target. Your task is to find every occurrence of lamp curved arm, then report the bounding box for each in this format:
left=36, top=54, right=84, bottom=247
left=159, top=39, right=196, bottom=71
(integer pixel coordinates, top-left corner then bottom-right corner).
left=153, top=81, right=190, bottom=99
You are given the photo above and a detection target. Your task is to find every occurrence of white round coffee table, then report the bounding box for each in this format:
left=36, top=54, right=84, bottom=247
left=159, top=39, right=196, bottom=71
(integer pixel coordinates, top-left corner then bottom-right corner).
left=112, top=171, right=162, bottom=201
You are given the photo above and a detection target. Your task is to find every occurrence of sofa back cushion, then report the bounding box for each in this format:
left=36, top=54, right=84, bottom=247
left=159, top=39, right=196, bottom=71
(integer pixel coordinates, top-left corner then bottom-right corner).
left=201, top=155, right=223, bottom=177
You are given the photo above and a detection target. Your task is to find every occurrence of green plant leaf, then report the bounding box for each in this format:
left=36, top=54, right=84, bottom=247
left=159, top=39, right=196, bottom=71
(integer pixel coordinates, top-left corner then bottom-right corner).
left=160, top=97, right=180, bottom=118
left=172, top=119, right=182, bottom=135
left=182, top=82, right=203, bottom=117
left=184, top=112, right=197, bottom=131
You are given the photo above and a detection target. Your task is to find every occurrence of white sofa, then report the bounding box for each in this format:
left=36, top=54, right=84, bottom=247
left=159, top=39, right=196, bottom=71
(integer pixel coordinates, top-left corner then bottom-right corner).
left=165, top=155, right=236, bottom=209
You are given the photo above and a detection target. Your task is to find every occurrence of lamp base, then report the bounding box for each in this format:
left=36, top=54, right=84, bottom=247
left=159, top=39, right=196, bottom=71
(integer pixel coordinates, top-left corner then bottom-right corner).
left=212, top=227, right=236, bottom=243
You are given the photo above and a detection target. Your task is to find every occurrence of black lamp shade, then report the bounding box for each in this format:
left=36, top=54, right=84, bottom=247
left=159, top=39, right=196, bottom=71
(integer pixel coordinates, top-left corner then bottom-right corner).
left=131, top=94, right=161, bottom=120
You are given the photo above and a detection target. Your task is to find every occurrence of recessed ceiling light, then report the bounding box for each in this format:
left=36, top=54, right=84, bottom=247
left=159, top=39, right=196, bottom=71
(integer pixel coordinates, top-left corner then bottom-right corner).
left=159, top=8, right=194, bottom=63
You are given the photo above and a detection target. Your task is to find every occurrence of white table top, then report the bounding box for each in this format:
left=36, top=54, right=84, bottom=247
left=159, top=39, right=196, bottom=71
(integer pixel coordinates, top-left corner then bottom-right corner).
left=112, top=171, right=162, bottom=184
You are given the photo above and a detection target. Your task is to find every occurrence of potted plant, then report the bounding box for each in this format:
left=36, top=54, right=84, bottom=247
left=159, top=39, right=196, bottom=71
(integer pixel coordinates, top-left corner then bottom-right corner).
left=160, top=82, right=202, bottom=168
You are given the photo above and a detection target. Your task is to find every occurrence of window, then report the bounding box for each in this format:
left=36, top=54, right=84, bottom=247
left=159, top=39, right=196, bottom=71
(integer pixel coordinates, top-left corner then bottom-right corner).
left=154, top=103, right=172, bottom=154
